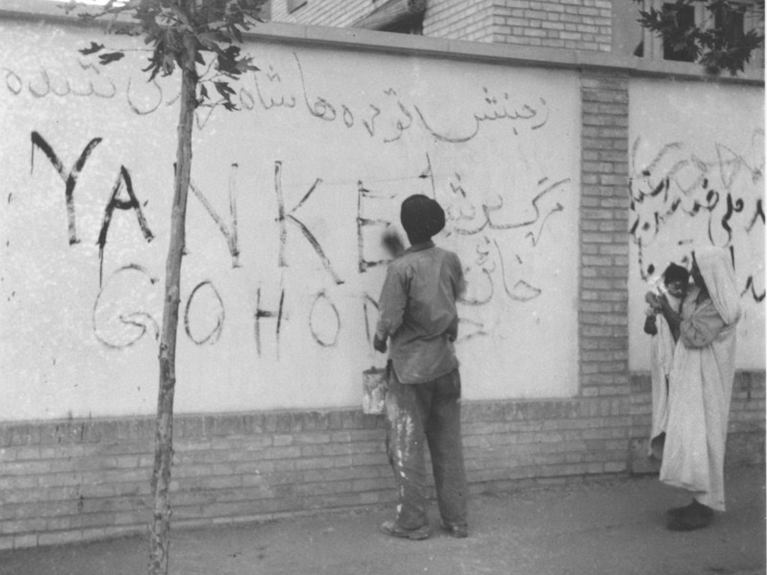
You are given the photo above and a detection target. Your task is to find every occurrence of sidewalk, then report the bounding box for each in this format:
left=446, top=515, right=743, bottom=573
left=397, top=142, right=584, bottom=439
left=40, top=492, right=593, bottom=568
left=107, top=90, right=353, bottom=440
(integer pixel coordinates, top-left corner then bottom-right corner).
left=1, top=465, right=764, bottom=575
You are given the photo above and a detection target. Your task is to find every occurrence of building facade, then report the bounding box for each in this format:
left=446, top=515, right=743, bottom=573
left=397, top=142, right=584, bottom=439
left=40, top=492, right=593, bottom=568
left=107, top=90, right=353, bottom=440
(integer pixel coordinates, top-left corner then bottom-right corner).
left=268, top=0, right=765, bottom=71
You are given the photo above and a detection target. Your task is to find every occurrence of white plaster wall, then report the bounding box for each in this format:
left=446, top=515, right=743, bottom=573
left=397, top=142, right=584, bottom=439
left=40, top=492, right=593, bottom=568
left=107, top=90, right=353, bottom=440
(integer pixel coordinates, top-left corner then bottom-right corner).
left=0, top=20, right=581, bottom=420
left=628, top=79, right=765, bottom=371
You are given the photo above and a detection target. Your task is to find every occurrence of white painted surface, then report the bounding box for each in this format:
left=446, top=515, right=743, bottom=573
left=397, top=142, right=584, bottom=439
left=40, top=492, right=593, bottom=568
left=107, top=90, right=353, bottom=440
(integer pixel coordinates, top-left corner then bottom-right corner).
left=0, top=20, right=581, bottom=420
left=629, top=79, right=765, bottom=371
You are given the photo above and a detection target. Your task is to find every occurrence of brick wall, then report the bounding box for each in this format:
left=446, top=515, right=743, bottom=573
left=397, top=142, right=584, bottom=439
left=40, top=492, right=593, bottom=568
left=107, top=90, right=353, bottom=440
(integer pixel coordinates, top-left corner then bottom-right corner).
left=269, top=0, right=371, bottom=27
left=579, top=71, right=631, bottom=399
left=629, top=371, right=766, bottom=474
left=423, top=0, right=496, bottom=43
left=268, top=0, right=499, bottom=42
left=0, top=395, right=641, bottom=550
left=491, top=0, right=612, bottom=50
left=267, top=0, right=611, bottom=49
left=2, top=373, right=762, bottom=550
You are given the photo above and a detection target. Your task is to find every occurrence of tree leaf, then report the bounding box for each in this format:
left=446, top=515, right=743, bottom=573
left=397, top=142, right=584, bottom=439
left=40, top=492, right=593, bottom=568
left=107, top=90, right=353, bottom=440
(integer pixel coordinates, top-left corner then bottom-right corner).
left=98, top=51, right=125, bottom=65
left=235, top=55, right=259, bottom=73
left=79, top=41, right=105, bottom=55
left=213, top=81, right=235, bottom=97
left=636, top=0, right=764, bottom=76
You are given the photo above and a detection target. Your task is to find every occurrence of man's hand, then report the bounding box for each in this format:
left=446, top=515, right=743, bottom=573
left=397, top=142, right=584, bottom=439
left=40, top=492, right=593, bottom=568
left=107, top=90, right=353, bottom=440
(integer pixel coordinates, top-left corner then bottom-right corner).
left=373, top=334, right=387, bottom=353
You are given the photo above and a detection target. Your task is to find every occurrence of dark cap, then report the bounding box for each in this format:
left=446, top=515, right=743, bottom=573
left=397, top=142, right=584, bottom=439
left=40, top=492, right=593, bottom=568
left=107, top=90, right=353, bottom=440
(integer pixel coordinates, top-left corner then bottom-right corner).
left=400, top=194, right=445, bottom=242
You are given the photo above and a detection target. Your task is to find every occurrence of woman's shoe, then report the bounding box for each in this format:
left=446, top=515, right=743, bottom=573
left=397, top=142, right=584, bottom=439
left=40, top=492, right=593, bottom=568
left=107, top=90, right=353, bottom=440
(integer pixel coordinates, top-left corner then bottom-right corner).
left=666, top=500, right=714, bottom=531
left=666, top=500, right=697, bottom=519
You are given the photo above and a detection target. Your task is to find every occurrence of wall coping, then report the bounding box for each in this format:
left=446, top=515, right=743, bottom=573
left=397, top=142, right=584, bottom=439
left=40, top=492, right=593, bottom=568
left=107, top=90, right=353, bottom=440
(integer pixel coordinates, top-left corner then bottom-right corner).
left=1, top=0, right=763, bottom=86
left=0, top=369, right=762, bottom=427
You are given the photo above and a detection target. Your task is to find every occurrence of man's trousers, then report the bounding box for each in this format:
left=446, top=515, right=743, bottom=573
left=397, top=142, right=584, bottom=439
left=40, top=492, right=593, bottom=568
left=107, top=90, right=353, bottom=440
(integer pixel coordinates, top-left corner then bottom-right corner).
left=385, top=366, right=468, bottom=530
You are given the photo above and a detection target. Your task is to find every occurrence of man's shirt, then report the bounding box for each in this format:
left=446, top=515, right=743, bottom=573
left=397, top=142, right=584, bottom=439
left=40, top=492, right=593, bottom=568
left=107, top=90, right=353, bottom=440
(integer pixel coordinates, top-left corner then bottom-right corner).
left=375, top=241, right=465, bottom=383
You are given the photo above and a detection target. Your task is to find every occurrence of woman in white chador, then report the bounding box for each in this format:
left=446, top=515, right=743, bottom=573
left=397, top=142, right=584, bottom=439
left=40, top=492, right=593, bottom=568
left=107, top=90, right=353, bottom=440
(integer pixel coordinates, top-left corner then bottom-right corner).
left=643, top=263, right=689, bottom=460
left=654, top=246, right=741, bottom=531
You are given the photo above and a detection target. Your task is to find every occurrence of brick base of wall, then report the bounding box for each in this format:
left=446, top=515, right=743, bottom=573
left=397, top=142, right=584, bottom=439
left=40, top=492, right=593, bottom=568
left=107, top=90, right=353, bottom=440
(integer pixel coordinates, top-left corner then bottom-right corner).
left=629, top=371, right=766, bottom=474
left=1, top=371, right=763, bottom=550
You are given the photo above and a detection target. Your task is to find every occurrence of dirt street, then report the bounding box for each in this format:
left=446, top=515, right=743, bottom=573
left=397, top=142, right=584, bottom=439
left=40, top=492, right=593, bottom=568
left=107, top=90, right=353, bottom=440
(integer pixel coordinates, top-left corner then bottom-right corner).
left=0, top=465, right=763, bottom=575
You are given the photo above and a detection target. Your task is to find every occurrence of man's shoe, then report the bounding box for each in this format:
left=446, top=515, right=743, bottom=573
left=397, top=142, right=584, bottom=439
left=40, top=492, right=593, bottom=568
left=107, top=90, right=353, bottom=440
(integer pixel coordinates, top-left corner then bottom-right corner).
left=440, top=521, right=468, bottom=538
left=380, top=520, right=430, bottom=540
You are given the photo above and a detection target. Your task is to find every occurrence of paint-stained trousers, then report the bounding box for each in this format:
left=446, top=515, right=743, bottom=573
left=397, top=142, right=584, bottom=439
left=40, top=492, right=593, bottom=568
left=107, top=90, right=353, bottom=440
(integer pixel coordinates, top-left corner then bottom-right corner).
left=385, top=366, right=468, bottom=530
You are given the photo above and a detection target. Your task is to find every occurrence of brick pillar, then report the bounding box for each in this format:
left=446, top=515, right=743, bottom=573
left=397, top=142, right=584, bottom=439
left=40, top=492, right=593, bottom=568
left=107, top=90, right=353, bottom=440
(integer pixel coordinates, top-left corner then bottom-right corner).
left=579, top=71, right=630, bottom=397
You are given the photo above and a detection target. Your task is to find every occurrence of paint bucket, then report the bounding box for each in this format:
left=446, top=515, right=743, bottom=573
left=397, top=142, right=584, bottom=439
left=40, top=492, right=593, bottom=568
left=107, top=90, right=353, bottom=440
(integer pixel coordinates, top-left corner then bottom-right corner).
left=362, top=366, right=388, bottom=415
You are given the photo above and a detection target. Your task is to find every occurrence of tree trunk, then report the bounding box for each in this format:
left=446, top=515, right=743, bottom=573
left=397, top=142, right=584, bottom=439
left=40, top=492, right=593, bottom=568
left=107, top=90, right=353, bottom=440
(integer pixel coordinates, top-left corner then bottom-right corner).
left=147, top=27, right=198, bottom=575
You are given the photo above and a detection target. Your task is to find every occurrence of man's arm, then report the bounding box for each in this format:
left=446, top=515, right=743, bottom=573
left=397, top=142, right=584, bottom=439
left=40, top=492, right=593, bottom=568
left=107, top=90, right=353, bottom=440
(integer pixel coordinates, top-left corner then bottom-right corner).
left=374, top=266, right=407, bottom=353
left=452, top=253, right=467, bottom=300
left=446, top=253, right=465, bottom=342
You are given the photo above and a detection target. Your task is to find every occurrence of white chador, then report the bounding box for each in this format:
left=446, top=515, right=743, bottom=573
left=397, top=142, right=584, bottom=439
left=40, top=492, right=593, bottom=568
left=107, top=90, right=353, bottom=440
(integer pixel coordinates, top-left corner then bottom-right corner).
left=648, top=294, right=681, bottom=459
left=660, top=247, right=741, bottom=512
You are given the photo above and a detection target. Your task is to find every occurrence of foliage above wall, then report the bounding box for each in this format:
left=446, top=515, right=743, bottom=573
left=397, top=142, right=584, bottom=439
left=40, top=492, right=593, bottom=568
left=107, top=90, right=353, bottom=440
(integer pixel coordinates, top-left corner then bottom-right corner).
left=635, top=0, right=764, bottom=76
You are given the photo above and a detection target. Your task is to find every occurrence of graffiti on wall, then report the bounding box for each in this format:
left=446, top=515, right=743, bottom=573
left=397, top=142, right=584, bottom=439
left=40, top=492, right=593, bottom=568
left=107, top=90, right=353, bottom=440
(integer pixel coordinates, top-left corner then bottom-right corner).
left=5, top=52, right=550, bottom=138
left=1, top=21, right=582, bottom=417
left=251, top=53, right=550, bottom=143
left=25, top=126, right=570, bottom=357
left=629, top=130, right=765, bottom=303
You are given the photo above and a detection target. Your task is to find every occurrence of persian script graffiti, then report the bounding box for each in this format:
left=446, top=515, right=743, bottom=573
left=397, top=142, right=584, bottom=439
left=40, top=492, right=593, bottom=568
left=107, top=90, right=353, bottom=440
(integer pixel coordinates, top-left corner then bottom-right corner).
left=250, top=53, right=549, bottom=144
left=358, top=154, right=571, bottom=343
left=629, top=131, right=765, bottom=302
left=4, top=52, right=550, bottom=139
left=3, top=61, right=176, bottom=114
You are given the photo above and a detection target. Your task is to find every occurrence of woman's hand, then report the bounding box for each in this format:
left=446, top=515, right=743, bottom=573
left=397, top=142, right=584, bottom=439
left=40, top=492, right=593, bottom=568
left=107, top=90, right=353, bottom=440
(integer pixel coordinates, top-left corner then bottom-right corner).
left=645, top=291, right=662, bottom=311
left=656, top=293, right=674, bottom=312
left=656, top=293, right=683, bottom=342
left=644, top=313, right=658, bottom=335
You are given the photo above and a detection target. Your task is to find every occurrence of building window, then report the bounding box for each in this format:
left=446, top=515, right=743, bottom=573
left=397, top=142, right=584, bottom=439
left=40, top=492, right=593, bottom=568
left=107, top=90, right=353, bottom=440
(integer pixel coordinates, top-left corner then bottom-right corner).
left=636, top=0, right=758, bottom=68
left=287, top=0, right=307, bottom=14
left=352, top=0, right=426, bottom=35
left=714, top=5, right=746, bottom=43
left=662, top=2, right=697, bottom=62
